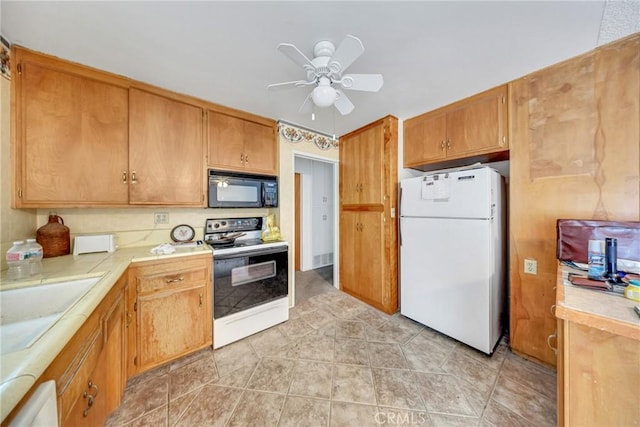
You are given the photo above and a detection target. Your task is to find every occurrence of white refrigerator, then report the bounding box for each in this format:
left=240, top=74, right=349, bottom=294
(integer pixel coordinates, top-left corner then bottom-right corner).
left=400, top=166, right=506, bottom=354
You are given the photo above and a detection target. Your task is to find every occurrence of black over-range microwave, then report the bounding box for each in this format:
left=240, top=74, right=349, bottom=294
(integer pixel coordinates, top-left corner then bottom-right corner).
left=208, top=170, right=278, bottom=208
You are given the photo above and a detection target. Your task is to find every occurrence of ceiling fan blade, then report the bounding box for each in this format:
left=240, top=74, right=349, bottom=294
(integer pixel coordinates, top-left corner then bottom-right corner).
left=278, top=43, right=315, bottom=71
left=334, top=90, right=355, bottom=115
left=340, top=74, right=384, bottom=92
left=267, top=80, right=313, bottom=91
left=328, top=35, right=364, bottom=75
left=298, top=92, right=314, bottom=114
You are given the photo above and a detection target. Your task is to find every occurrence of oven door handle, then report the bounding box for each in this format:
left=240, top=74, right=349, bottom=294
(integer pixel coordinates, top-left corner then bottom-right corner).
left=213, top=245, right=288, bottom=260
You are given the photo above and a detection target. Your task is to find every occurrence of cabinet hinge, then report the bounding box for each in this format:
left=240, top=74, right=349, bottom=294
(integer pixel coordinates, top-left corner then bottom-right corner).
left=17, top=64, right=22, bottom=75
left=134, top=356, right=137, bottom=366
left=501, top=96, right=505, bottom=104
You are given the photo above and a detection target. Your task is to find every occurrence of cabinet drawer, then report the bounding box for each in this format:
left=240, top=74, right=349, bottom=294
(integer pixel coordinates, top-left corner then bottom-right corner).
left=134, top=261, right=209, bottom=294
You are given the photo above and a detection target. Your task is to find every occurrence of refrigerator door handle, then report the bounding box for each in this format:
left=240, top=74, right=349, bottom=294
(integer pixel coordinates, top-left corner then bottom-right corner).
left=398, top=186, right=403, bottom=247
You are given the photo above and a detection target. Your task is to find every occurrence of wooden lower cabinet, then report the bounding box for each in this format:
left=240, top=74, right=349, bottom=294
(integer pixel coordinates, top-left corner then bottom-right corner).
left=558, top=319, right=640, bottom=426
left=340, top=210, right=395, bottom=313
left=2, top=274, right=128, bottom=426
left=64, top=294, right=124, bottom=425
left=127, top=255, right=212, bottom=375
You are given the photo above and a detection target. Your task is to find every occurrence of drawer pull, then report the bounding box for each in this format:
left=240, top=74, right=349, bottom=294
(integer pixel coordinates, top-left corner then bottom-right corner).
left=550, top=304, right=556, bottom=316
left=166, top=277, right=185, bottom=284
left=122, top=170, right=128, bottom=184
left=547, top=330, right=558, bottom=355
left=199, top=293, right=203, bottom=307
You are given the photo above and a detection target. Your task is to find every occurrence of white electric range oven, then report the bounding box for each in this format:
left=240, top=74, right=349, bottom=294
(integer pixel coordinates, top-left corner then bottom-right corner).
left=204, top=217, right=288, bottom=349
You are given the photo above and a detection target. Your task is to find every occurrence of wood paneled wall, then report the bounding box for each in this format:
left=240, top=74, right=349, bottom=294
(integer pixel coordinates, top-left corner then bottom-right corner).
left=509, top=34, right=640, bottom=366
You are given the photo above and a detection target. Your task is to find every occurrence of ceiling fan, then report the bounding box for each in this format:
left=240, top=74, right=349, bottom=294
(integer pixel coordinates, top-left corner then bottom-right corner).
left=268, top=34, right=383, bottom=115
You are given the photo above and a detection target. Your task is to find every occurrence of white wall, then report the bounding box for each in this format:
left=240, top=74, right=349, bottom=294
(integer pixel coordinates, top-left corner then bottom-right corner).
left=0, top=72, right=37, bottom=271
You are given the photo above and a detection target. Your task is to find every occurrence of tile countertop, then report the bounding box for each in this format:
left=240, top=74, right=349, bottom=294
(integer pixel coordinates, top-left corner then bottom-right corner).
left=0, top=244, right=212, bottom=422
left=555, top=263, right=640, bottom=341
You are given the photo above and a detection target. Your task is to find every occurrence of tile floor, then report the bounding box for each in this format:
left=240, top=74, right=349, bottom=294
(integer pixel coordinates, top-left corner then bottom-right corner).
left=294, top=266, right=335, bottom=304
left=107, top=287, right=556, bottom=427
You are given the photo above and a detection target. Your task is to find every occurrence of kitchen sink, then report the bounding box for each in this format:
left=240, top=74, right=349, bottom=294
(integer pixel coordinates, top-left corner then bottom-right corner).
left=0, top=276, right=102, bottom=354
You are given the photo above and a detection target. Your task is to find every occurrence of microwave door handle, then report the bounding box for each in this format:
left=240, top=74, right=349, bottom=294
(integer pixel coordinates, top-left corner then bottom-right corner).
left=261, top=183, right=266, bottom=206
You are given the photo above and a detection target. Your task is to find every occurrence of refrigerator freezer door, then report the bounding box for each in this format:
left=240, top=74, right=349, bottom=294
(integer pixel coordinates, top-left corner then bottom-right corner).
left=400, top=168, right=495, bottom=219
left=400, top=216, right=498, bottom=354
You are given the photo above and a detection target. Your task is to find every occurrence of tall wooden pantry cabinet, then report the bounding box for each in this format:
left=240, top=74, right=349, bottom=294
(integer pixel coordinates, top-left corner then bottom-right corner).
left=339, top=116, right=398, bottom=314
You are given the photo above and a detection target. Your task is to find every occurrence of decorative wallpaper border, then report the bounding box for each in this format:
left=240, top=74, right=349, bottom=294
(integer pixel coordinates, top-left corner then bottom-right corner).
left=1, top=35, right=11, bottom=80
left=278, top=121, right=339, bottom=151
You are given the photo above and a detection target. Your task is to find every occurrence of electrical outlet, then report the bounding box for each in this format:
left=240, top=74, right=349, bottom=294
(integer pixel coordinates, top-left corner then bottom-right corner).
left=524, top=259, right=537, bottom=275
left=154, top=212, right=169, bottom=225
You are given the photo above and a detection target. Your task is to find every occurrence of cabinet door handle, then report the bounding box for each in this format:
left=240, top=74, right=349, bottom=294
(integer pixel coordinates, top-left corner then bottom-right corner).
left=547, top=330, right=558, bottom=355
left=122, top=170, right=128, bottom=184
left=199, top=293, right=203, bottom=307
left=440, top=140, right=445, bottom=151
left=550, top=304, right=556, bottom=316
left=446, top=139, right=451, bottom=149
left=240, top=154, right=245, bottom=163
left=245, top=155, right=249, bottom=163
left=166, top=276, right=185, bottom=284
left=126, top=312, right=132, bottom=327
left=88, top=380, right=99, bottom=396
left=130, top=171, right=137, bottom=184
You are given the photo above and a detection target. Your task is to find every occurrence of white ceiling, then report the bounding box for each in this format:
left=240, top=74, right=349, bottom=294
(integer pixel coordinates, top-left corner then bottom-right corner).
left=0, top=1, right=630, bottom=136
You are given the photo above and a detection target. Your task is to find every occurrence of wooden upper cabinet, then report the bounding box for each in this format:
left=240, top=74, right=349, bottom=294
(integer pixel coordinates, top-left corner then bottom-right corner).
left=207, top=110, right=277, bottom=175
left=446, top=85, right=508, bottom=157
left=404, top=111, right=447, bottom=166
left=403, top=84, right=509, bottom=169
left=129, top=89, right=204, bottom=205
left=13, top=49, right=129, bottom=206
left=340, top=122, right=385, bottom=206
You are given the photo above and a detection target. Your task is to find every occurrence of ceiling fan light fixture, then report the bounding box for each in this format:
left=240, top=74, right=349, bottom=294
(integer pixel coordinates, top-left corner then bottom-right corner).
left=311, top=78, right=337, bottom=108
left=269, top=35, right=381, bottom=115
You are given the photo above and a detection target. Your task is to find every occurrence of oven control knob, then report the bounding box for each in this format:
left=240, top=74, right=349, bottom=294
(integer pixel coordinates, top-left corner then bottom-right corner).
left=214, top=223, right=220, bottom=229
left=221, top=221, right=227, bottom=226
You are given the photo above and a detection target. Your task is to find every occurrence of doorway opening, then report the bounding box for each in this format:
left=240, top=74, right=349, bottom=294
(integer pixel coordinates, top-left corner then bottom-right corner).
left=293, top=154, right=338, bottom=304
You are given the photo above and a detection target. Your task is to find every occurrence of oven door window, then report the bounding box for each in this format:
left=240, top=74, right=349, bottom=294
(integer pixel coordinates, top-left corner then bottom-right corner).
left=214, top=249, right=288, bottom=319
